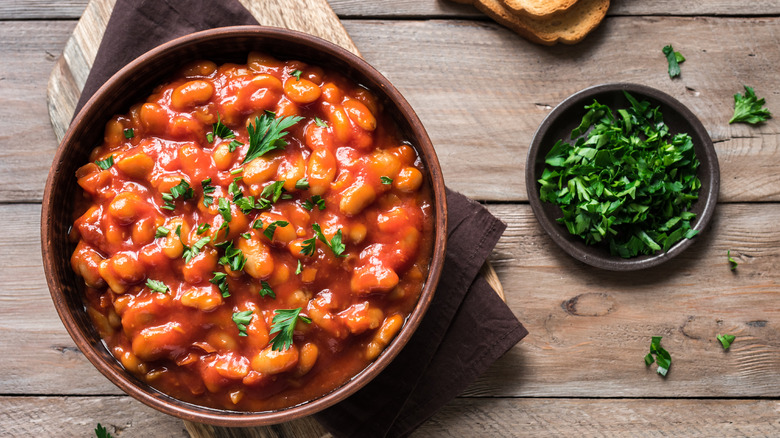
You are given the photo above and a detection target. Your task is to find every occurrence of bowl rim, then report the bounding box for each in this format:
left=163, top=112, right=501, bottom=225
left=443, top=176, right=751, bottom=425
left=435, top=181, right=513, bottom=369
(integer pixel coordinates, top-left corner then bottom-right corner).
left=41, top=25, right=447, bottom=426
left=525, top=82, right=720, bottom=271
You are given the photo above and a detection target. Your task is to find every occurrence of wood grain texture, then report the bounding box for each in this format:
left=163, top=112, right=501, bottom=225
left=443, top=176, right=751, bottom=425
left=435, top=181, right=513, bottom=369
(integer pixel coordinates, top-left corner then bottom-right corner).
left=4, top=17, right=778, bottom=203
left=2, top=396, right=778, bottom=436
left=3, top=203, right=779, bottom=398
left=4, top=0, right=780, bottom=20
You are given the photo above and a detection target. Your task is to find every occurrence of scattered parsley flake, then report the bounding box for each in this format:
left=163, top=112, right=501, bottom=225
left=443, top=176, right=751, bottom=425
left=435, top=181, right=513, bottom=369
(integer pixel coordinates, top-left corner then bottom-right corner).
left=196, top=223, right=211, bottom=235
left=241, top=232, right=251, bottom=239
left=123, top=128, right=134, bottom=139
left=211, top=114, right=236, bottom=143
left=95, top=423, right=113, bottom=438
left=219, top=241, right=247, bottom=272
left=145, top=279, right=169, bottom=294
left=210, top=271, right=230, bottom=297
left=155, top=226, right=170, bottom=238
left=381, top=176, right=393, bottom=185
left=717, top=334, right=736, bottom=350
left=662, top=44, right=685, bottom=78
left=228, top=139, right=244, bottom=152
left=218, top=197, right=232, bottom=222
left=300, top=223, right=346, bottom=257
left=729, top=85, right=772, bottom=125
left=263, top=220, right=290, bottom=240
left=269, top=307, right=311, bottom=351
left=295, top=178, right=309, bottom=190
left=302, top=195, right=326, bottom=211
left=252, top=219, right=263, bottom=229
left=201, top=178, right=216, bottom=207
left=230, top=167, right=244, bottom=175
left=243, top=113, right=304, bottom=164
left=292, top=69, right=302, bottom=81
left=259, top=280, right=276, bottom=298
left=183, top=236, right=211, bottom=263
left=314, top=117, right=328, bottom=128
left=94, top=155, right=114, bottom=170
left=645, top=336, right=672, bottom=376
left=162, top=179, right=194, bottom=210
left=232, top=310, right=253, bottom=337
left=296, top=259, right=302, bottom=274
left=728, top=250, right=738, bottom=271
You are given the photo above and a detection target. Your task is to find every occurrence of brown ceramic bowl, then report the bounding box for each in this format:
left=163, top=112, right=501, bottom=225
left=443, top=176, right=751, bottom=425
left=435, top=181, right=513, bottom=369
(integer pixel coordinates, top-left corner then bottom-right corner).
left=41, top=26, right=446, bottom=426
left=526, top=83, right=719, bottom=271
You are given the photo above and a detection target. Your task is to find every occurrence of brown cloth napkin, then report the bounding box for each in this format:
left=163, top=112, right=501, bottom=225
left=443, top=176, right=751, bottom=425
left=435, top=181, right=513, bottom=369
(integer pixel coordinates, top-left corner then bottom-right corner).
left=72, top=1, right=528, bottom=436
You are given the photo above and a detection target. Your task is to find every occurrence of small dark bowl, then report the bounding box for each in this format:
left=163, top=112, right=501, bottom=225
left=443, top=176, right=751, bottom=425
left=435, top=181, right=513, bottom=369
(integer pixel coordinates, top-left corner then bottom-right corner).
left=526, top=83, right=719, bottom=271
left=41, top=26, right=447, bottom=426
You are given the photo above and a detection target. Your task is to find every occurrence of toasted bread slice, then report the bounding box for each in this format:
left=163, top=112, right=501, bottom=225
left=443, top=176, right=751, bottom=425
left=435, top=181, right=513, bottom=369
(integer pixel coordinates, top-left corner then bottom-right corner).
left=463, top=0, right=609, bottom=45
left=499, top=0, right=580, bottom=20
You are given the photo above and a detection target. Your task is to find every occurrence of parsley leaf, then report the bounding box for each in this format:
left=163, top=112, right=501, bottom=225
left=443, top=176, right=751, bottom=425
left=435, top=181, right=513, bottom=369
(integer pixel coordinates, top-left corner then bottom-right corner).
left=381, top=176, right=393, bottom=185
left=183, top=236, right=210, bottom=263
left=292, top=69, right=302, bottom=81
left=218, top=197, right=232, bottom=222
left=296, top=259, right=302, bottom=274
left=717, top=334, right=736, bottom=350
left=210, top=271, right=230, bottom=297
left=300, top=236, right=316, bottom=256
left=269, top=307, right=312, bottom=351
left=228, top=139, right=244, bottom=152
left=162, top=179, right=194, bottom=210
left=145, top=279, right=169, bottom=294
left=201, top=177, right=216, bottom=207
left=232, top=310, right=253, bottom=337
left=196, top=223, right=211, bottom=235
left=538, top=92, right=702, bottom=258
left=301, top=223, right=347, bottom=257
left=218, top=241, right=247, bottom=272
left=95, top=155, right=114, bottom=170
left=209, top=114, right=236, bottom=143
left=295, top=178, right=309, bottom=190
left=243, top=113, right=304, bottom=164
left=260, top=180, right=286, bottom=204
left=95, top=423, right=113, bottom=438
left=263, top=220, right=290, bottom=240
left=155, top=226, right=170, bottom=238
left=728, top=250, right=738, bottom=271
left=302, top=195, right=326, bottom=211
left=662, top=44, right=685, bottom=78
left=259, top=280, right=276, bottom=298
left=123, top=128, right=134, bottom=139
left=314, top=117, right=328, bottom=128
left=729, top=85, right=772, bottom=124
left=645, top=336, right=672, bottom=376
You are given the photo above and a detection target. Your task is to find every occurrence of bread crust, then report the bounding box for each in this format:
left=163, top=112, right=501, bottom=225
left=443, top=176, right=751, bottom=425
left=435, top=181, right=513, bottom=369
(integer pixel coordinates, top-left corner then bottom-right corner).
left=457, top=0, right=609, bottom=46
left=499, top=0, right=580, bottom=21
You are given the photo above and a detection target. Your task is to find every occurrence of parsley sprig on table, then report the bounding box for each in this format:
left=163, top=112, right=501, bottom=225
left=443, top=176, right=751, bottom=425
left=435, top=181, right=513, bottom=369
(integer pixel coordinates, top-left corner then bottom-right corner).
left=717, top=334, right=736, bottom=350
left=662, top=44, right=685, bottom=78
left=645, top=336, right=671, bottom=376
left=243, top=112, right=304, bottom=164
left=729, top=85, right=772, bottom=124
left=95, top=423, right=113, bottom=438
left=538, top=91, right=701, bottom=258
left=269, top=307, right=312, bottom=351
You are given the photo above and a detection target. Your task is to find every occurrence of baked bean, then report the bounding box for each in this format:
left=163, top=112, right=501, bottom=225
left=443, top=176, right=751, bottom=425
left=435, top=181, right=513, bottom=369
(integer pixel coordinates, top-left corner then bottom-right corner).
left=321, top=82, right=342, bottom=104
left=71, top=241, right=105, bottom=288
left=343, top=99, right=376, bottom=131
left=88, top=307, right=114, bottom=338
left=394, top=166, right=423, bottom=192
left=340, top=183, right=376, bottom=216
left=351, top=263, right=399, bottom=295
left=104, top=117, right=126, bottom=146
left=326, top=103, right=351, bottom=143
left=181, top=248, right=218, bottom=284
left=248, top=51, right=284, bottom=71
left=295, top=343, right=319, bottom=376
left=212, top=141, right=235, bottom=171
left=180, top=60, right=217, bottom=78
left=116, top=346, right=147, bottom=374
left=171, top=80, right=214, bottom=110
left=307, top=149, right=336, bottom=195
left=284, top=78, right=321, bottom=104
left=116, top=152, right=154, bottom=180
left=132, top=217, right=157, bottom=245
left=139, top=102, right=168, bottom=134
left=304, top=123, right=334, bottom=151
left=278, top=154, right=306, bottom=192
left=132, top=322, right=189, bottom=361
left=243, top=155, right=281, bottom=187
left=340, top=302, right=384, bottom=335
left=236, top=237, right=274, bottom=279
left=369, top=152, right=402, bottom=180
left=251, top=345, right=299, bottom=375
left=99, top=253, right=144, bottom=293
left=365, top=314, right=404, bottom=360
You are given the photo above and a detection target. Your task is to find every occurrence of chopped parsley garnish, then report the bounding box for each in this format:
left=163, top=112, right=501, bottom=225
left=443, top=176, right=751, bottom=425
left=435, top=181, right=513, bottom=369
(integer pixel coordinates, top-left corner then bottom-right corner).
left=729, top=85, right=772, bottom=125
left=269, top=307, right=311, bottom=351
left=717, top=334, right=736, bottom=350
left=183, top=236, right=211, bottom=263
left=228, top=139, right=244, bottom=152
left=232, top=310, right=253, bottom=337
left=210, top=271, right=230, bottom=297
left=263, top=220, right=289, bottom=240
left=260, top=180, right=286, bottom=204
left=302, top=195, right=326, bottom=211
left=230, top=167, right=244, bottom=175
left=644, top=336, right=671, bottom=376
left=218, top=197, right=232, bottom=222
left=291, top=69, right=302, bottom=80
left=201, top=177, right=216, bottom=207
left=145, top=279, right=169, bottom=294
left=162, top=179, right=194, bottom=210
left=95, top=423, right=113, bottom=438
left=219, top=241, right=247, bottom=272
left=252, top=219, right=263, bottom=229
left=295, top=178, right=309, bottom=190
left=300, top=223, right=346, bottom=257
left=217, top=221, right=230, bottom=239
left=241, top=232, right=251, bottom=239
left=155, top=226, right=170, bottom=238
left=314, top=117, right=328, bottom=128
left=228, top=179, right=243, bottom=201
left=208, top=114, right=236, bottom=143
left=728, top=250, right=738, bottom=270
left=259, top=280, right=276, bottom=298
left=538, top=91, right=701, bottom=258
left=123, top=128, right=134, bottom=139
left=243, top=113, right=304, bottom=164
left=381, top=176, right=393, bottom=185
left=196, top=223, right=211, bottom=235
left=94, top=155, right=114, bottom=170
left=296, top=259, right=302, bottom=274
left=662, top=44, right=685, bottom=78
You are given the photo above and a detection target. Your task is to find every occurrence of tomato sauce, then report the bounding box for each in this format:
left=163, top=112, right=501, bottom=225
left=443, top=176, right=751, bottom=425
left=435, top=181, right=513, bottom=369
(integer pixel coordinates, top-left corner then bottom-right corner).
left=70, top=53, right=434, bottom=411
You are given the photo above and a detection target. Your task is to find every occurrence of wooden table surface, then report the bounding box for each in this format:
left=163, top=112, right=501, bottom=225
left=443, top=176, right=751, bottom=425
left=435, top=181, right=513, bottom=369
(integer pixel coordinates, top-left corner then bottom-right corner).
left=2, top=1, right=780, bottom=436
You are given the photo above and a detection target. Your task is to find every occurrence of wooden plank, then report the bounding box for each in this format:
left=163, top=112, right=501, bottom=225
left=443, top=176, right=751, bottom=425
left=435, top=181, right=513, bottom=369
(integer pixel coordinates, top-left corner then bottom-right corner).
left=4, top=203, right=780, bottom=397
left=415, top=398, right=780, bottom=437
left=4, top=0, right=780, bottom=20
left=3, top=17, right=780, bottom=203
left=0, top=396, right=188, bottom=437
left=2, top=396, right=778, bottom=436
